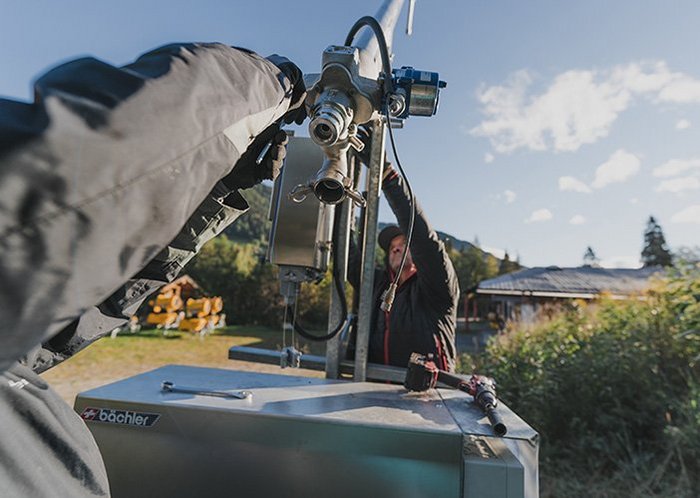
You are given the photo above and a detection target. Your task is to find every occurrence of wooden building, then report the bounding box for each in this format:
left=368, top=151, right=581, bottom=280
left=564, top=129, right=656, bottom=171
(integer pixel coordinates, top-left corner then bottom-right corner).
left=473, top=265, right=661, bottom=324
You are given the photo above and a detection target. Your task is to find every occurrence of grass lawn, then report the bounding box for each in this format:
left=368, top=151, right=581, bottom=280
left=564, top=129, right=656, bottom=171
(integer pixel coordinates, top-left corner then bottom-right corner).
left=41, top=325, right=326, bottom=405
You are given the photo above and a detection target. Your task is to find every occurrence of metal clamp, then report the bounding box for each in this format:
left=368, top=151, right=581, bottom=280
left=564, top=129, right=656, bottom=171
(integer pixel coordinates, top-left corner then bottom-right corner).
left=280, top=346, right=303, bottom=369
left=289, top=183, right=313, bottom=203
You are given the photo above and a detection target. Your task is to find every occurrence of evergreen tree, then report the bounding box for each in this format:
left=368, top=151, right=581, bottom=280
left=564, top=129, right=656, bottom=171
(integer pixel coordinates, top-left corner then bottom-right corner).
left=498, top=251, right=521, bottom=275
left=583, top=246, right=600, bottom=267
left=641, top=216, right=673, bottom=267
left=451, top=246, right=499, bottom=292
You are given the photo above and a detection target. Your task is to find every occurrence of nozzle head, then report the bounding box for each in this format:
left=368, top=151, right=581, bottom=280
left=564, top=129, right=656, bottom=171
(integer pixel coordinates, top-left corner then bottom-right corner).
left=308, top=91, right=353, bottom=146
left=313, top=179, right=345, bottom=204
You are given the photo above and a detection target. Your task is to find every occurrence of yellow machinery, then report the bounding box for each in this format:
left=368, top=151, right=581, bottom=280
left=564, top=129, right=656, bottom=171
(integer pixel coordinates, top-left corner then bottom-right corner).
left=145, top=288, right=184, bottom=329
left=179, top=296, right=225, bottom=334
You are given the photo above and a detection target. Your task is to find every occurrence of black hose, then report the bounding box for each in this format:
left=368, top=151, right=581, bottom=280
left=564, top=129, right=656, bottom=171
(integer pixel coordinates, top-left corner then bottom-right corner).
left=286, top=276, right=348, bottom=342
left=385, top=103, right=416, bottom=292
left=345, top=15, right=416, bottom=311
left=287, top=207, right=350, bottom=342
left=344, top=16, right=394, bottom=95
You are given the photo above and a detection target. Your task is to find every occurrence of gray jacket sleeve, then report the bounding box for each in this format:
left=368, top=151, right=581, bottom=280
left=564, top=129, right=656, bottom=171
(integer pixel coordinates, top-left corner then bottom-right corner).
left=0, top=43, right=294, bottom=373
left=23, top=181, right=248, bottom=373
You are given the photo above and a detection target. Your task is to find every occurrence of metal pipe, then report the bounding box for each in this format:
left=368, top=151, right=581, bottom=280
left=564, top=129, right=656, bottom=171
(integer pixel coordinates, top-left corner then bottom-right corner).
left=349, top=0, right=404, bottom=381
left=354, top=0, right=405, bottom=78
left=353, top=120, right=385, bottom=381
left=230, top=346, right=409, bottom=384
left=406, top=0, right=416, bottom=35
left=325, top=157, right=354, bottom=379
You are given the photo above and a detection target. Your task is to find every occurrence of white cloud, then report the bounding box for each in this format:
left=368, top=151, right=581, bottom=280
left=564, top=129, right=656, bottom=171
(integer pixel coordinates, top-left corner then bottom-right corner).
left=599, top=256, right=642, bottom=269
left=630, top=198, right=639, bottom=204
left=676, top=119, right=691, bottom=130
left=484, top=152, right=495, bottom=163
left=653, top=158, right=700, bottom=177
left=492, top=190, right=517, bottom=203
left=658, top=76, right=700, bottom=103
left=559, top=176, right=592, bottom=193
left=569, top=215, right=586, bottom=225
left=655, top=176, right=700, bottom=193
left=592, top=149, right=641, bottom=188
left=525, top=208, right=553, bottom=223
left=671, top=205, right=700, bottom=224
left=470, top=61, right=700, bottom=153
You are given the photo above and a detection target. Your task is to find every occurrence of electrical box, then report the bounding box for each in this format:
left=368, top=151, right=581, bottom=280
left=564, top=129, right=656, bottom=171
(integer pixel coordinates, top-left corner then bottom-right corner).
left=268, top=137, right=334, bottom=274
left=75, top=365, right=539, bottom=498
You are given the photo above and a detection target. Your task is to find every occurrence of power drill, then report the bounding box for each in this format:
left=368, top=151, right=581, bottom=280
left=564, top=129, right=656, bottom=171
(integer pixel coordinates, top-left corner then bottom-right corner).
left=404, top=352, right=507, bottom=436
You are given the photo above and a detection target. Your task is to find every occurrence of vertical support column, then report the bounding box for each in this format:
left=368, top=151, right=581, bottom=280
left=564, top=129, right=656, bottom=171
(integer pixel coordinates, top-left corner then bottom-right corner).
left=354, top=120, right=386, bottom=381
left=325, top=159, right=354, bottom=379
left=464, top=294, right=470, bottom=333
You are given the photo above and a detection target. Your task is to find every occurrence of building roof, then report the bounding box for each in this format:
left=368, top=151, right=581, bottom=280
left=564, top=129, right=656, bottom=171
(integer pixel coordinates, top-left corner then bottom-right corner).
left=476, top=266, right=662, bottom=299
left=161, top=275, right=201, bottom=293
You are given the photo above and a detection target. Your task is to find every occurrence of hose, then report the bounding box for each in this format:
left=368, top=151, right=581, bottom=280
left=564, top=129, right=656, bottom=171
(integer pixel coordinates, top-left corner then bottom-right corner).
left=344, top=16, right=394, bottom=95
left=287, top=205, right=350, bottom=342
left=345, top=16, right=415, bottom=312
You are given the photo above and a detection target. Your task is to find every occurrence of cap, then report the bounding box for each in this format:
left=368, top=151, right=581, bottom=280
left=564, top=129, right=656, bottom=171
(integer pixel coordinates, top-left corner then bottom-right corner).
left=378, top=225, right=404, bottom=252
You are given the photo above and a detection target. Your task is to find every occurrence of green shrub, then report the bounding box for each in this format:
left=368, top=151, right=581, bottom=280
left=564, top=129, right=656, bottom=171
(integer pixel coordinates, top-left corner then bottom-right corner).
left=460, top=264, right=700, bottom=496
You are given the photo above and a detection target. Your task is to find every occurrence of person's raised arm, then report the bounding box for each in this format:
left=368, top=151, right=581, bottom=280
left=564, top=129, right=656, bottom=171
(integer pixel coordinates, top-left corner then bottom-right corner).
left=0, top=43, right=305, bottom=372
left=381, top=166, right=459, bottom=308
left=353, top=128, right=458, bottom=307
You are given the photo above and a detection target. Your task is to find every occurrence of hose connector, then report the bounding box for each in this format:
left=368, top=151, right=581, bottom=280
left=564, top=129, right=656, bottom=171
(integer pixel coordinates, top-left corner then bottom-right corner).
left=308, top=89, right=354, bottom=147
left=380, top=283, right=398, bottom=313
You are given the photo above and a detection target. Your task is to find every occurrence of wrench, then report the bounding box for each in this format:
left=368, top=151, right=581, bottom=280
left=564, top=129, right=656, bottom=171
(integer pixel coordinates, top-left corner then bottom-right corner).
left=161, top=381, right=252, bottom=400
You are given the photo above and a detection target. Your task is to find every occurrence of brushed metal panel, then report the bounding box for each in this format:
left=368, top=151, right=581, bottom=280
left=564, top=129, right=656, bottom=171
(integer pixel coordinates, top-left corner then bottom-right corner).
left=269, top=137, right=331, bottom=270
left=75, top=366, right=538, bottom=498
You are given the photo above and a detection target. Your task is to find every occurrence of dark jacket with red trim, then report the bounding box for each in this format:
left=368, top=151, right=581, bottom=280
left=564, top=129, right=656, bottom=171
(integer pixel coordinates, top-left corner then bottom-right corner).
left=351, top=170, right=460, bottom=372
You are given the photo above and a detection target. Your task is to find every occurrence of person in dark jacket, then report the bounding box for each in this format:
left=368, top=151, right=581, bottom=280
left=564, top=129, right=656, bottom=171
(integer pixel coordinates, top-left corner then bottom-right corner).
left=350, top=155, right=460, bottom=373
left=0, top=42, right=305, bottom=497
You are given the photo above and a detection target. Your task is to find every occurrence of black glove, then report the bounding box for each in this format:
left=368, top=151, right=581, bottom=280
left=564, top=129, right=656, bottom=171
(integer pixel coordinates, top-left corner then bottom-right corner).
left=355, top=126, right=372, bottom=165
left=354, top=126, right=395, bottom=181
left=222, top=122, right=288, bottom=190
left=267, top=54, right=307, bottom=125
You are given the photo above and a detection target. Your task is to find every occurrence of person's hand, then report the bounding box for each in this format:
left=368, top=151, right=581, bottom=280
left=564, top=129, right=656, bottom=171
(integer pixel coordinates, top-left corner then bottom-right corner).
left=222, top=122, right=288, bottom=190
left=266, top=54, right=306, bottom=125
left=355, top=126, right=372, bottom=166
left=354, top=126, right=396, bottom=181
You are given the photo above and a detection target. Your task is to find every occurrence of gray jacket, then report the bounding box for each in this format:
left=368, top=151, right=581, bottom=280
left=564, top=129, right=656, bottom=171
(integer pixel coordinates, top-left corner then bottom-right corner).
left=0, top=43, right=293, bottom=374
left=0, top=43, right=295, bottom=497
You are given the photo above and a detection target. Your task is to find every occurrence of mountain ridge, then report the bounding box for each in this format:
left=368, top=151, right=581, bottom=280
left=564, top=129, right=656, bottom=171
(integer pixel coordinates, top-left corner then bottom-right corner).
left=226, top=184, right=509, bottom=264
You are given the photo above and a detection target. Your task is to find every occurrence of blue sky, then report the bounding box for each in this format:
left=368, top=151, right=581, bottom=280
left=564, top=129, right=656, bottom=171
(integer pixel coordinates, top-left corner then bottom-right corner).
left=2, top=0, right=699, bottom=268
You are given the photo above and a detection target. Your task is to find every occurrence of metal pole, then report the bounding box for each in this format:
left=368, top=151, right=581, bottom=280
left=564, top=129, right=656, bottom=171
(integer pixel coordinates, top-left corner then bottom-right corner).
left=354, top=121, right=385, bottom=381
left=350, top=0, right=403, bottom=381
left=354, top=0, right=405, bottom=77
left=325, top=159, right=354, bottom=379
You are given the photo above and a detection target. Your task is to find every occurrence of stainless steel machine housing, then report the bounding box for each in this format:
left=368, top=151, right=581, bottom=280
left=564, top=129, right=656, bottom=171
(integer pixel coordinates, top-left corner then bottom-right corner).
left=75, top=365, right=539, bottom=498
